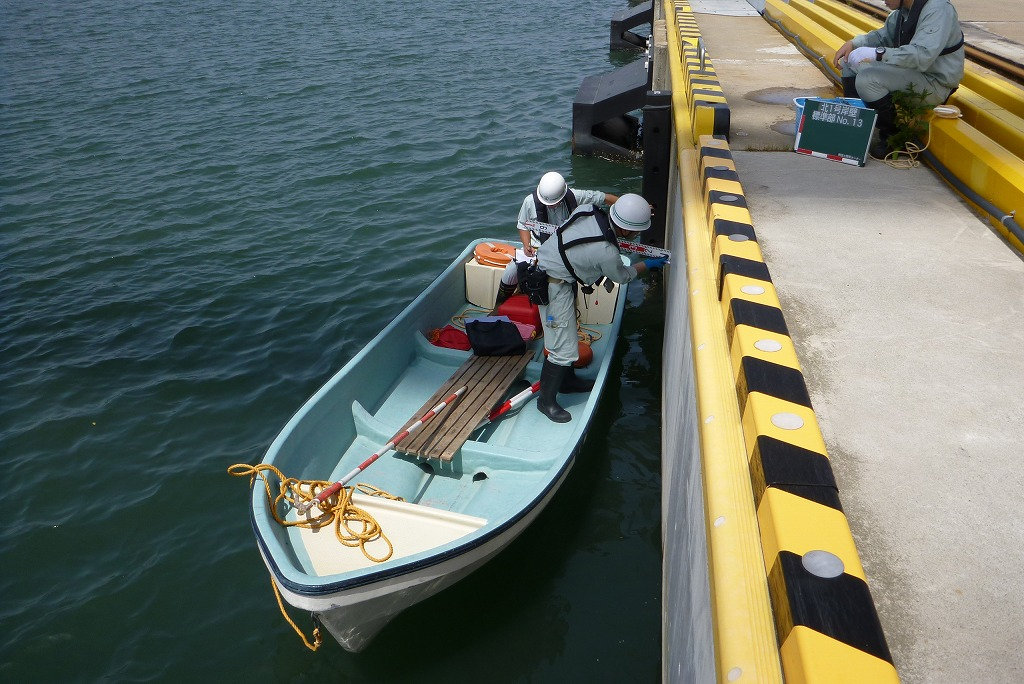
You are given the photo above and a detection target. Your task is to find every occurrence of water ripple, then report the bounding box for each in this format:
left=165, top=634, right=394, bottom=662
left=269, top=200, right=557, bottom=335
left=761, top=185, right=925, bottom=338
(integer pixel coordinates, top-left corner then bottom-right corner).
left=0, top=0, right=657, bottom=679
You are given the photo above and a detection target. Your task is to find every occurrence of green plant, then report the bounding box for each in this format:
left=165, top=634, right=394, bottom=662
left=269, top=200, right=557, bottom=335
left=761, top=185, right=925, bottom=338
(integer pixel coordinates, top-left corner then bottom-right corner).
left=889, top=84, right=931, bottom=150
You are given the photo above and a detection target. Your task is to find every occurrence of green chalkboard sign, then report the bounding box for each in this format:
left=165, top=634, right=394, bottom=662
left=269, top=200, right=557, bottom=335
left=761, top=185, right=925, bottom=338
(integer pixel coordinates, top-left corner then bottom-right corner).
left=794, top=98, right=877, bottom=167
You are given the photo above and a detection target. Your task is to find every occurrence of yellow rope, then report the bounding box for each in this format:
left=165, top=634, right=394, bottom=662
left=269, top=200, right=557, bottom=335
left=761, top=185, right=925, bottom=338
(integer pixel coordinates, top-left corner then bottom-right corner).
left=230, top=463, right=406, bottom=651
left=269, top=574, right=322, bottom=652
left=575, top=308, right=603, bottom=345
left=228, top=463, right=403, bottom=562
left=450, top=306, right=492, bottom=331
left=873, top=104, right=963, bottom=170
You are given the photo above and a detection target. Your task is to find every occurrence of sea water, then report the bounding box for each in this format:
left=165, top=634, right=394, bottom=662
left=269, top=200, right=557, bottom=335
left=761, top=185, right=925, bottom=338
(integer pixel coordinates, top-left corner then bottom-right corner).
left=1, top=0, right=661, bottom=679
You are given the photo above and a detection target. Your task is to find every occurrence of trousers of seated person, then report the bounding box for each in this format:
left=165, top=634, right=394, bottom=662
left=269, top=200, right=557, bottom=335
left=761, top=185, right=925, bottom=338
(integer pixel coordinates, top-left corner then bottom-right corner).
left=843, top=63, right=950, bottom=105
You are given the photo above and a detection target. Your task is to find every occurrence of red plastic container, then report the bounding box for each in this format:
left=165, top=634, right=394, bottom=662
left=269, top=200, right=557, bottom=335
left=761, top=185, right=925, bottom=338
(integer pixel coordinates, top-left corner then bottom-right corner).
left=497, top=294, right=542, bottom=334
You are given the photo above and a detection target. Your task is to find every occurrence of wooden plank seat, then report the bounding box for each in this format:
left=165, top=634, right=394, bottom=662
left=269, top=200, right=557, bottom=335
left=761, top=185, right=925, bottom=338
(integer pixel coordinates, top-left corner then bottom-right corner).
left=395, top=350, right=535, bottom=462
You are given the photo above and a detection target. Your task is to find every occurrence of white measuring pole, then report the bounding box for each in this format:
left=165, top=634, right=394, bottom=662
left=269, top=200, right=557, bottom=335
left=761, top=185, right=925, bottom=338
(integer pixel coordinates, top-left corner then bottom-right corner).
left=295, top=386, right=467, bottom=514
left=522, top=220, right=671, bottom=262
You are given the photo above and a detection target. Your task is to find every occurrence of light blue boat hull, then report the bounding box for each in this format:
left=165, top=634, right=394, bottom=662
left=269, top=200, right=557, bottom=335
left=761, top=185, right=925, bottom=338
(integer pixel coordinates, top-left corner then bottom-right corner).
left=249, top=239, right=628, bottom=651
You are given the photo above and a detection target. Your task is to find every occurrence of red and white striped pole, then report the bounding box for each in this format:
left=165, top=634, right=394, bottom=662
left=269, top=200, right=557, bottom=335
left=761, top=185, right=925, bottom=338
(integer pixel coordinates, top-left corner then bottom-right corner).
left=474, top=381, right=541, bottom=432
left=296, top=385, right=467, bottom=514
left=488, top=381, right=540, bottom=422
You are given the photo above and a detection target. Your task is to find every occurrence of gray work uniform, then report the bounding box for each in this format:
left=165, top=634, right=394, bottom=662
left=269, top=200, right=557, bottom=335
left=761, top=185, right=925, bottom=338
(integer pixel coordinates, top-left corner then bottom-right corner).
left=502, top=188, right=610, bottom=287
left=516, top=188, right=608, bottom=247
left=843, top=0, right=964, bottom=105
left=535, top=205, right=639, bottom=367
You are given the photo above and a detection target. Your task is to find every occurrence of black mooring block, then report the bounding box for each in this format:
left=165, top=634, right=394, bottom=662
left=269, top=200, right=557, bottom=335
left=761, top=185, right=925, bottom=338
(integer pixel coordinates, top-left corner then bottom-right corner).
left=610, top=1, right=653, bottom=51
left=572, top=58, right=650, bottom=160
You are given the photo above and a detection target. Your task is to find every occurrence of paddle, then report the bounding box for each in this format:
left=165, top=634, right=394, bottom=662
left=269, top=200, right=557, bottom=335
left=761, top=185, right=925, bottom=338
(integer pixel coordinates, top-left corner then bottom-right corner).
left=295, top=385, right=467, bottom=514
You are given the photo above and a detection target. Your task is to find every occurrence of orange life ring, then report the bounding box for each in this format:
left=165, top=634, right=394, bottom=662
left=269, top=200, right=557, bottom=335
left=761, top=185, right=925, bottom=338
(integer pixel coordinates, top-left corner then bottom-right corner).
left=474, top=242, right=516, bottom=268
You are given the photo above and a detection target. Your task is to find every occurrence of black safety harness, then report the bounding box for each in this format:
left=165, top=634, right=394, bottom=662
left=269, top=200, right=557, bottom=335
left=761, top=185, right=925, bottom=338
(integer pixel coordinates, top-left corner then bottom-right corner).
left=895, top=0, right=964, bottom=55
left=554, top=207, right=618, bottom=295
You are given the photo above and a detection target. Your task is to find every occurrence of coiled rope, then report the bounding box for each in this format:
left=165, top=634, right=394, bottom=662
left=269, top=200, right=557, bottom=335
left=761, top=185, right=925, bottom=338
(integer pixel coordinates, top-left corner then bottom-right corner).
left=228, top=462, right=405, bottom=651
left=874, top=104, right=963, bottom=170
left=229, top=463, right=403, bottom=560
left=450, top=306, right=492, bottom=330
left=575, top=308, right=603, bottom=346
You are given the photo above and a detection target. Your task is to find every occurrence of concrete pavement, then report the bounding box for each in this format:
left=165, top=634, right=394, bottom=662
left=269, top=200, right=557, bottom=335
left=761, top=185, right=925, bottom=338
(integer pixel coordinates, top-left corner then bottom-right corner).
left=734, top=150, right=1024, bottom=681
left=695, top=12, right=833, bottom=151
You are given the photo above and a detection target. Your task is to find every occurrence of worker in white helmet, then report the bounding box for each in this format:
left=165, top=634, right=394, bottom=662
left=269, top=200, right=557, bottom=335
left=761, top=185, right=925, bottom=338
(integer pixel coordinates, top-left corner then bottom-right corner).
left=517, top=172, right=619, bottom=256
left=494, top=172, right=619, bottom=308
left=533, top=193, right=667, bottom=423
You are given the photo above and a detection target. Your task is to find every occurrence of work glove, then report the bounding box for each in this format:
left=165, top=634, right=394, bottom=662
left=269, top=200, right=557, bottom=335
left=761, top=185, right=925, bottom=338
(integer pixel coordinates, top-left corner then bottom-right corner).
left=643, top=257, right=668, bottom=271
left=845, top=46, right=876, bottom=71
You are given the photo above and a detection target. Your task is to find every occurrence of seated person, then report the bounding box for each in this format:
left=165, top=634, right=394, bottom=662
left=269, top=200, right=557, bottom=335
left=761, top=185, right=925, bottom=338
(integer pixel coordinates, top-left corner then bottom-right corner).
left=833, top=0, right=964, bottom=157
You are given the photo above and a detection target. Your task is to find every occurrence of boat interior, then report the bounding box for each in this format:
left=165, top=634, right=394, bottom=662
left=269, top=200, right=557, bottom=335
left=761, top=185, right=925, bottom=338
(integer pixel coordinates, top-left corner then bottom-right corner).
left=255, top=240, right=627, bottom=578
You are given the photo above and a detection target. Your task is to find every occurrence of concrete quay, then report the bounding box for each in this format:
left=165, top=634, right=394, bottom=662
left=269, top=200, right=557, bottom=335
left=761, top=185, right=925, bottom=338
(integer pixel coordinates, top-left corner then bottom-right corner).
left=686, top=1, right=1024, bottom=681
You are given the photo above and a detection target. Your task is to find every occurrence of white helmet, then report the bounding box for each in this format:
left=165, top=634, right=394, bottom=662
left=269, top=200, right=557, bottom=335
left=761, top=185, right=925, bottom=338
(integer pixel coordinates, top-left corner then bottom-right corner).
left=536, top=171, right=568, bottom=206
left=609, top=193, right=651, bottom=232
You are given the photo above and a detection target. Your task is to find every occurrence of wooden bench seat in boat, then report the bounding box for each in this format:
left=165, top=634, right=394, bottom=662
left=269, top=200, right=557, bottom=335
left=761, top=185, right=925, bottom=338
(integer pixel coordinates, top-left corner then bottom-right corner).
left=395, top=350, right=534, bottom=462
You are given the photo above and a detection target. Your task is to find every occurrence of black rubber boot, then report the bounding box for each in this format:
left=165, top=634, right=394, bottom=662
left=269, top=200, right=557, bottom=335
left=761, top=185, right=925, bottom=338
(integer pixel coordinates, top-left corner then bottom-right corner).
left=560, top=366, right=594, bottom=394
left=841, top=76, right=859, bottom=99
left=866, top=93, right=898, bottom=158
left=492, top=281, right=518, bottom=311
left=537, top=359, right=571, bottom=423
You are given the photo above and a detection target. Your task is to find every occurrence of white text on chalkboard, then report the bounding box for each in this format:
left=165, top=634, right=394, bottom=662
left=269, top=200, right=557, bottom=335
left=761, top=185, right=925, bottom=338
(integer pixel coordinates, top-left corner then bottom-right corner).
left=811, top=102, right=867, bottom=128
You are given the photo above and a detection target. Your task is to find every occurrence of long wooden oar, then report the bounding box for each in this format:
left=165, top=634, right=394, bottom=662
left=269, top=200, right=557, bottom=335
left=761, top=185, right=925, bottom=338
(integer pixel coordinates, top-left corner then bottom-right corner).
left=296, top=386, right=467, bottom=514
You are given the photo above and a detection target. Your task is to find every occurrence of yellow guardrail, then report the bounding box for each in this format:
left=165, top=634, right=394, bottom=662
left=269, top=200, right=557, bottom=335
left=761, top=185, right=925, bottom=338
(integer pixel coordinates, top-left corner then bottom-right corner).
left=664, top=2, right=783, bottom=681
left=665, top=2, right=900, bottom=681
left=670, top=0, right=731, bottom=142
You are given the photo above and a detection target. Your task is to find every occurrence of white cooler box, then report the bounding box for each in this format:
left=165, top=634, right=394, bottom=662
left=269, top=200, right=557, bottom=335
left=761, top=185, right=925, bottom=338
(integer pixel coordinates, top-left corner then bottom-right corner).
left=465, top=258, right=505, bottom=309
left=576, top=282, right=618, bottom=324
left=465, top=255, right=618, bottom=324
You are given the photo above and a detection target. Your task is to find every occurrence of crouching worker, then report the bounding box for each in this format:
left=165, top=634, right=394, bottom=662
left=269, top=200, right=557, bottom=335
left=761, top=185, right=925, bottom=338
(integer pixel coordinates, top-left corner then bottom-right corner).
left=534, top=193, right=667, bottom=423
left=833, top=0, right=964, bottom=158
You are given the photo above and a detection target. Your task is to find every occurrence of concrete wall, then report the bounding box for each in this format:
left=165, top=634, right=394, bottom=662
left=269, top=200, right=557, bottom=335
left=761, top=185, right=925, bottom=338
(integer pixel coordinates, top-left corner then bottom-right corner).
left=660, top=175, right=716, bottom=683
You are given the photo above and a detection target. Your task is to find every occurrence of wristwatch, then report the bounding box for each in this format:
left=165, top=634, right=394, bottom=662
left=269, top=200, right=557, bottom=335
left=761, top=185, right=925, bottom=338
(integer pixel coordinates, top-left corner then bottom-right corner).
left=875, top=46, right=886, bottom=61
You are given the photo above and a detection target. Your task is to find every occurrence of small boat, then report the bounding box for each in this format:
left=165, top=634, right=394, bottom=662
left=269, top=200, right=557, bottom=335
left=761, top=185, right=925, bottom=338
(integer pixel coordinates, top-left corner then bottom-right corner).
left=243, top=238, right=627, bottom=652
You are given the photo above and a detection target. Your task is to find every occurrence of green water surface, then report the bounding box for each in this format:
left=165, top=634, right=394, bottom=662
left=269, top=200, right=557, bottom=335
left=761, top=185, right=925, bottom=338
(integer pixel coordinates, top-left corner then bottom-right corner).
left=0, top=0, right=662, bottom=680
